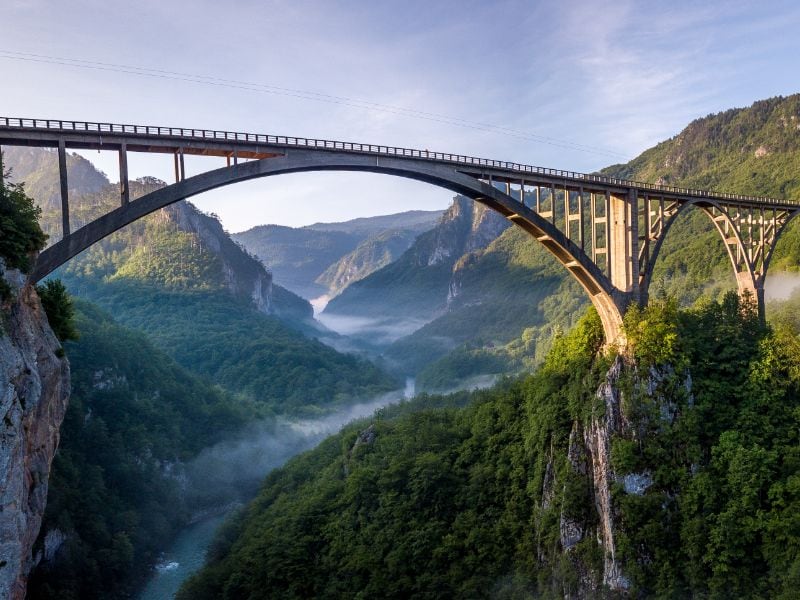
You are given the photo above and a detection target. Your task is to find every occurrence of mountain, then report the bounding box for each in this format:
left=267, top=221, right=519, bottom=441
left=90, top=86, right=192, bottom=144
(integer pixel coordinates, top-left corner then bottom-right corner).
left=326, top=95, right=800, bottom=388
left=385, top=226, right=587, bottom=380
left=305, top=209, right=442, bottom=236
left=232, top=225, right=359, bottom=299
left=315, top=228, right=422, bottom=296
left=180, top=96, right=800, bottom=598
left=601, top=94, right=800, bottom=301
left=1, top=148, right=402, bottom=599
left=3, top=147, right=310, bottom=320
left=233, top=210, right=442, bottom=299
left=324, top=196, right=509, bottom=321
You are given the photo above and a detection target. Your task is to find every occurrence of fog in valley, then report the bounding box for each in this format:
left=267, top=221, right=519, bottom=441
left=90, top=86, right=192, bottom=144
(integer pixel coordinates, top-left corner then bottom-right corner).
left=182, top=379, right=416, bottom=510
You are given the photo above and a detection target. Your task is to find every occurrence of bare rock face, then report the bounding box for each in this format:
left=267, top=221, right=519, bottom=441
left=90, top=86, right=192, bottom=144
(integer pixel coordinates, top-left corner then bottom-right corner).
left=583, top=356, right=629, bottom=592
left=425, top=196, right=509, bottom=267
left=160, top=201, right=312, bottom=321
left=0, top=263, right=70, bottom=600
left=551, top=355, right=631, bottom=595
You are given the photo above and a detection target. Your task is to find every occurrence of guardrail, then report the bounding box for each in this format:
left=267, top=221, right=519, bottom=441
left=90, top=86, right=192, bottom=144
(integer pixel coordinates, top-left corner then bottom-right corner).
left=1, top=117, right=797, bottom=206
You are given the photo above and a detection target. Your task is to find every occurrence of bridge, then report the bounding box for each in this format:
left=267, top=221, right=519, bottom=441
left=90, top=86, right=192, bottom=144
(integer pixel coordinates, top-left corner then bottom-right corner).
left=1, top=117, right=799, bottom=344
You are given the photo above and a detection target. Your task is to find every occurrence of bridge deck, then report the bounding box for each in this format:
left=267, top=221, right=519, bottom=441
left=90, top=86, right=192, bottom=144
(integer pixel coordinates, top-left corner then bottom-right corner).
left=1, top=116, right=798, bottom=210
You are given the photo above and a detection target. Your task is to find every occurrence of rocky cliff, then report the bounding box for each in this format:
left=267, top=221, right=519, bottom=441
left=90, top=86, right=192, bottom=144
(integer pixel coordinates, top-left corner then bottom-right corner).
left=0, top=263, right=70, bottom=600
left=158, top=202, right=312, bottom=321
left=554, top=356, right=631, bottom=594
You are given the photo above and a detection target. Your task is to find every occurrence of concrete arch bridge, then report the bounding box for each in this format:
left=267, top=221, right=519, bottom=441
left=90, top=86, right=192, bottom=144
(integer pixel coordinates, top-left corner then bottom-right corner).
left=1, top=117, right=798, bottom=344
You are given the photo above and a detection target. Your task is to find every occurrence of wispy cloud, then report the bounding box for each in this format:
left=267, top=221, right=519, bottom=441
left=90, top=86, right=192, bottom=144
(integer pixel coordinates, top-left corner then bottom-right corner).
left=2, top=0, right=799, bottom=227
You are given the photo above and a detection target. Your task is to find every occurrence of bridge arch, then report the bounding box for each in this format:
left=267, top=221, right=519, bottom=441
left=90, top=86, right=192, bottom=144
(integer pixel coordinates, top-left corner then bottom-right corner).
left=32, top=149, right=626, bottom=343
left=642, top=198, right=762, bottom=306
left=760, top=209, right=800, bottom=283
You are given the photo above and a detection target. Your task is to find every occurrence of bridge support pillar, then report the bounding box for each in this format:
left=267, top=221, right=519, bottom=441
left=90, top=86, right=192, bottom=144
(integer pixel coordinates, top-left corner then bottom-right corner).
left=736, top=271, right=765, bottom=321
left=119, top=143, right=130, bottom=205
left=58, top=139, right=70, bottom=237
left=601, top=190, right=643, bottom=345
left=608, top=190, right=640, bottom=301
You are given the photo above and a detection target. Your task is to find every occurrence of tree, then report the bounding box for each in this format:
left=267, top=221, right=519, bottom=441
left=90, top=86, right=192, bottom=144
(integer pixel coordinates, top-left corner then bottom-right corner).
left=37, top=279, right=79, bottom=342
left=0, top=160, right=48, bottom=272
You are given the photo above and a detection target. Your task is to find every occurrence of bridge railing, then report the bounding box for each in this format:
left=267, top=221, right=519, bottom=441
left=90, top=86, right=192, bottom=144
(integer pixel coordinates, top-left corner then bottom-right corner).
left=1, top=117, right=797, bottom=206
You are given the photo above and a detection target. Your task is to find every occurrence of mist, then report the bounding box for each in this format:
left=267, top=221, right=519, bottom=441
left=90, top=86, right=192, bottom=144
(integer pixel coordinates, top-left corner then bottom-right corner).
left=315, top=312, right=430, bottom=345
left=764, top=272, right=800, bottom=301
left=182, top=379, right=415, bottom=510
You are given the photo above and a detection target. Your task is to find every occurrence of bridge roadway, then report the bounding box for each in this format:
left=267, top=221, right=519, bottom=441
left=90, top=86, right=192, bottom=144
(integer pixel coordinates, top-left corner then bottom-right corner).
left=1, top=117, right=798, bottom=344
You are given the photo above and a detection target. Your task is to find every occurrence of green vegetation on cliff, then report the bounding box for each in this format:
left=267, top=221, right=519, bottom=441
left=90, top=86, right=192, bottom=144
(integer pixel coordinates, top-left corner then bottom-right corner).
left=179, top=294, right=800, bottom=598
left=0, top=168, right=47, bottom=274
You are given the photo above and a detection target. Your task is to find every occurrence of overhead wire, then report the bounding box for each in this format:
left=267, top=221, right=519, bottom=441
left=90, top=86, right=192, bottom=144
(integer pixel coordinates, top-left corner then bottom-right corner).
left=0, top=49, right=627, bottom=161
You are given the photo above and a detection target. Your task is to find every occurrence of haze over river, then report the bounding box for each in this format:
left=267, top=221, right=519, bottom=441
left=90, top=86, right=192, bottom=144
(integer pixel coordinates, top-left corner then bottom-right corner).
left=138, top=379, right=415, bottom=600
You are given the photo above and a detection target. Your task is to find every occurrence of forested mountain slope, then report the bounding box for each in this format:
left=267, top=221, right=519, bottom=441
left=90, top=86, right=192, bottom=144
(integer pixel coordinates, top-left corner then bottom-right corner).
left=26, top=301, right=258, bottom=600
left=602, top=94, right=800, bottom=299
left=181, top=294, right=800, bottom=598
left=325, top=196, right=509, bottom=320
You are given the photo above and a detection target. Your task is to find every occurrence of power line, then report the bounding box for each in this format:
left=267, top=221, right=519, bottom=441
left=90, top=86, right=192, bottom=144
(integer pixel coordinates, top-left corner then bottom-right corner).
left=0, top=49, right=628, bottom=161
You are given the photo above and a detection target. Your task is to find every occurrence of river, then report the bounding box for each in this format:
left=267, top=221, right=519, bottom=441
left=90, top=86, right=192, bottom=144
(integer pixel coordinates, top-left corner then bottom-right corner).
left=138, top=378, right=416, bottom=599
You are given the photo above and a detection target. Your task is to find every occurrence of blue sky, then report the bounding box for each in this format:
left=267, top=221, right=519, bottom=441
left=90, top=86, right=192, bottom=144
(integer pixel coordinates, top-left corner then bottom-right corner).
left=2, top=0, right=800, bottom=230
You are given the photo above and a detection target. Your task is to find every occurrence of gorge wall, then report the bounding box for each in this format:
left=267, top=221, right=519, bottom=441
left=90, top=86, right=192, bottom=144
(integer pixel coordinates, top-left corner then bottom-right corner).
left=0, top=263, right=70, bottom=600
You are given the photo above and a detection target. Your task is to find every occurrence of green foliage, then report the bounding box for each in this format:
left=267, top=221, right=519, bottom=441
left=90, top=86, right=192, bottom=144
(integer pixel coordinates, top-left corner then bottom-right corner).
left=623, top=298, right=681, bottom=369
left=0, top=170, right=47, bottom=272
left=61, top=278, right=397, bottom=414
left=178, top=311, right=611, bottom=599
left=112, top=225, right=224, bottom=289
left=27, top=301, right=257, bottom=600
left=37, top=279, right=78, bottom=342
left=181, top=296, right=800, bottom=598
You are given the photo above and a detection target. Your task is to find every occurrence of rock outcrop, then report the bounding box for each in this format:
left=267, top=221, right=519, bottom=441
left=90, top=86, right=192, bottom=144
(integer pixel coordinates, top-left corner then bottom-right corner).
left=424, top=196, right=509, bottom=267
left=583, top=356, right=629, bottom=591
left=155, top=202, right=313, bottom=322
left=0, top=263, right=70, bottom=600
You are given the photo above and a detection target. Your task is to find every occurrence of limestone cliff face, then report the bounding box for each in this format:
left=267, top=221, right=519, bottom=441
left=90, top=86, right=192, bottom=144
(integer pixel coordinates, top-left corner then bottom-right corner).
left=424, top=196, right=509, bottom=267
left=158, top=202, right=312, bottom=321
left=581, top=356, right=629, bottom=592
left=0, top=263, right=70, bottom=600
left=541, top=356, right=635, bottom=595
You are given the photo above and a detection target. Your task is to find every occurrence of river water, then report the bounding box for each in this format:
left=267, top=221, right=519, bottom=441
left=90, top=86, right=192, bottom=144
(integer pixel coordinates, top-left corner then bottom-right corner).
left=138, top=379, right=415, bottom=599
left=137, top=514, right=227, bottom=600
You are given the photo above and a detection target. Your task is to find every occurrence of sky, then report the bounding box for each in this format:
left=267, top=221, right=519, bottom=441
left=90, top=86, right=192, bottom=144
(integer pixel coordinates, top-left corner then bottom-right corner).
left=2, top=0, right=800, bottom=231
